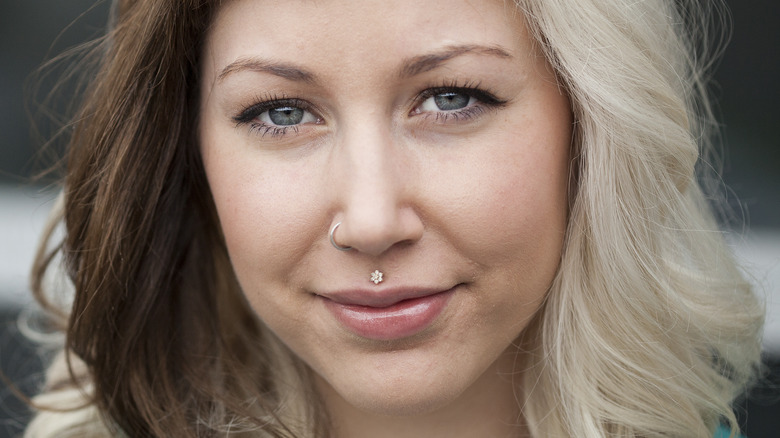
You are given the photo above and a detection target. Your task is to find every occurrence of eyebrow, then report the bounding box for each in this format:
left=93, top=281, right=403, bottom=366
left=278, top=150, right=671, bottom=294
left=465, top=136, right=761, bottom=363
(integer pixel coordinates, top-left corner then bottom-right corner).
left=216, top=44, right=513, bottom=84
left=398, top=44, right=512, bottom=78
left=218, top=58, right=317, bottom=84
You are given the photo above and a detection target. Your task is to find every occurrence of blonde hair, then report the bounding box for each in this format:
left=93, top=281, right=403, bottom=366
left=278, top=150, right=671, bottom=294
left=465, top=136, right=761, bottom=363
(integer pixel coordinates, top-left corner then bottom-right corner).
left=26, top=0, right=763, bottom=437
left=515, top=0, right=763, bottom=436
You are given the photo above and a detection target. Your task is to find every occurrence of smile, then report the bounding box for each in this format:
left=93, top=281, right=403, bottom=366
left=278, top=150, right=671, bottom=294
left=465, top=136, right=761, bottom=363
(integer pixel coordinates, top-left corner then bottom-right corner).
left=320, top=286, right=457, bottom=341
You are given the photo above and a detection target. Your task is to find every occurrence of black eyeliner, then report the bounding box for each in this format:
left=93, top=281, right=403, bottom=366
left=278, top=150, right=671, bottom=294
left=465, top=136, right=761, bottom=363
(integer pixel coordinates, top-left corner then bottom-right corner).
left=415, top=80, right=508, bottom=108
left=233, top=96, right=308, bottom=125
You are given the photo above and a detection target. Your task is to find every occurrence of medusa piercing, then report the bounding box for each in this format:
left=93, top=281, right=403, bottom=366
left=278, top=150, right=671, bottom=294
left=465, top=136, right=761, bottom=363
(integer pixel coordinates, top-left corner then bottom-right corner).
left=370, top=270, right=384, bottom=285
left=329, top=222, right=352, bottom=251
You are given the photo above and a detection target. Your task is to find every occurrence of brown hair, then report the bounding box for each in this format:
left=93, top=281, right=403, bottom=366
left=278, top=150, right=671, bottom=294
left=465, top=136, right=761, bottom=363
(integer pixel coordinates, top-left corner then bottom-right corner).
left=33, top=0, right=323, bottom=436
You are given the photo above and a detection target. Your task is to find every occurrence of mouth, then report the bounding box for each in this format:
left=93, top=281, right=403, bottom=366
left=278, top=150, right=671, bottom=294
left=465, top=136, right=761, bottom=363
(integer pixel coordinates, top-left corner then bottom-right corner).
left=319, top=286, right=458, bottom=341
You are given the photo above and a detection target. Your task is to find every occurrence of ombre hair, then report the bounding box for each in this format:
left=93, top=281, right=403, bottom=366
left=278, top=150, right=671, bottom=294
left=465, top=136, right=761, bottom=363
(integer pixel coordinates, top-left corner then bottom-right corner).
left=27, top=0, right=763, bottom=437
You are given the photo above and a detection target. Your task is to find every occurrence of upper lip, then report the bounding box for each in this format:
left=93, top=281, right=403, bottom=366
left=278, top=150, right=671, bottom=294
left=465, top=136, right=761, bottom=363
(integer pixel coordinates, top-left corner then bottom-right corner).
left=318, top=286, right=455, bottom=308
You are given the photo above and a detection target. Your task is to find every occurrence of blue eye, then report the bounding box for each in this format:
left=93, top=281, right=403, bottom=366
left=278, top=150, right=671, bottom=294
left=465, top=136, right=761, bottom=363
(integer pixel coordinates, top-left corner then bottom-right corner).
left=234, top=97, right=321, bottom=137
left=254, top=104, right=318, bottom=127
left=423, top=92, right=474, bottom=111
left=267, top=107, right=306, bottom=125
left=413, top=85, right=507, bottom=119
left=235, top=98, right=313, bottom=125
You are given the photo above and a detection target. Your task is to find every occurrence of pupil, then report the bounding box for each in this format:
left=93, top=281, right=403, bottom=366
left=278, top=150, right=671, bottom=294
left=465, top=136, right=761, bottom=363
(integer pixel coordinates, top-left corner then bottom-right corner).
left=269, top=107, right=304, bottom=125
left=434, top=92, right=469, bottom=111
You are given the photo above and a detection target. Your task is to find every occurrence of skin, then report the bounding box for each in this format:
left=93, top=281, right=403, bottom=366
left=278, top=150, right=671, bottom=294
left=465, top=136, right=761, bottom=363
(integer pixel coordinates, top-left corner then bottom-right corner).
left=199, top=0, right=572, bottom=436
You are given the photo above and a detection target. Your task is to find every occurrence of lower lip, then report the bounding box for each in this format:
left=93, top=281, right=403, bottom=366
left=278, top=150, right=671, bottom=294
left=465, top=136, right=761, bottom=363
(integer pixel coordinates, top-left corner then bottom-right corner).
left=323, top=289, right=455, bottom=341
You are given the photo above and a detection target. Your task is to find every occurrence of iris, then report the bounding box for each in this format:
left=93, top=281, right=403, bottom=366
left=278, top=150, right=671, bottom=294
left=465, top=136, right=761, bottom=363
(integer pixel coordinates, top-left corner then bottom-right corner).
left=268, top=107, right=305, bottom=125
left=433, top=92, right=470, bottom=110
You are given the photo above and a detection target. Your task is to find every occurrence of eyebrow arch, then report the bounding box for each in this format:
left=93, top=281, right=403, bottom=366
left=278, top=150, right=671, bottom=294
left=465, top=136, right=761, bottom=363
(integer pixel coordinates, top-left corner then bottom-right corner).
left=217, top=44, right=511, bottom=83
left=218, top=57, right=317, bottom=84
left=399, top=44, right=512, bottom=78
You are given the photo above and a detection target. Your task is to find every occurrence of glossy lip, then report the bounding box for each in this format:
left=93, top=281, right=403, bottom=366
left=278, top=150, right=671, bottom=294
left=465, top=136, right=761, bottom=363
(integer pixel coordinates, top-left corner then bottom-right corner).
left=319, top=286, right=457, bottom=341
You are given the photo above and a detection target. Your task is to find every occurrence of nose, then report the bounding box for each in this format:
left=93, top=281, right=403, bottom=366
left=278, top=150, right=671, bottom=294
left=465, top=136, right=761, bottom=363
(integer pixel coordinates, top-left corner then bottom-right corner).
left=329, top=120, right=423, bottom=256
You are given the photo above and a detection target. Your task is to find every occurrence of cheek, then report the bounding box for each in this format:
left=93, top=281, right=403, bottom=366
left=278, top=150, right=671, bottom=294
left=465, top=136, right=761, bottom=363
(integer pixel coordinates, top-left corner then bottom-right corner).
left=460, top=123, right=571, bottom=346
left=451, top=111, right=571, bottom=272
left=199, top=124, right=323, bottom=285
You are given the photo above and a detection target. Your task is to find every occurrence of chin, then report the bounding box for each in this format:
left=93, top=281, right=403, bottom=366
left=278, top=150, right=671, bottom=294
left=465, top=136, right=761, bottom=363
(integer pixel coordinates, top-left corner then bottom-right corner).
left=342, top=382, right=466, bottom=417
left=314, top=352, right=483, bottom=419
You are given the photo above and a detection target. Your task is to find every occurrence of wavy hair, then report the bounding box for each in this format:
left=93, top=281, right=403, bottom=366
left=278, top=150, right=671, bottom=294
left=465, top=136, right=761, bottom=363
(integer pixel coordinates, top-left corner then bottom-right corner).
left=27, top=0, right=763, bottom=437
left=515, top=0, right=763, bottom=436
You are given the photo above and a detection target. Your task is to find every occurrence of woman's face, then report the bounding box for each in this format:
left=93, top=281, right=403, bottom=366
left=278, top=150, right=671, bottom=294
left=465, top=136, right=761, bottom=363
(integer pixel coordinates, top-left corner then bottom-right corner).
left=200, top=0, right=571, bottom=417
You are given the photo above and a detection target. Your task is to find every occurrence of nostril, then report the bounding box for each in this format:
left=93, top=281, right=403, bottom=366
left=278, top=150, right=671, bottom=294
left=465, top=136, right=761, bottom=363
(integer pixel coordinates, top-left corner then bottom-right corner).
left=334, top=209, right=424, bottom=257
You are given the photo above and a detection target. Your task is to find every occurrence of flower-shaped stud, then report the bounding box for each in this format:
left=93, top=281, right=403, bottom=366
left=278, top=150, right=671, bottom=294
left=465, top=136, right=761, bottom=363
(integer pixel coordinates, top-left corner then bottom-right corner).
left=370, top=270, right=384, bottom=285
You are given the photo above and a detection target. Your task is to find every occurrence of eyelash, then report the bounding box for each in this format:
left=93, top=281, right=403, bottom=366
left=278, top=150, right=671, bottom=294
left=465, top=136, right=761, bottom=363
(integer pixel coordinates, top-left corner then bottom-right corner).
left=412, top=81, right=507, bottom=122
left=233, top=83, right=507, bottom=138
left=233, top=95, right=314, bottom=138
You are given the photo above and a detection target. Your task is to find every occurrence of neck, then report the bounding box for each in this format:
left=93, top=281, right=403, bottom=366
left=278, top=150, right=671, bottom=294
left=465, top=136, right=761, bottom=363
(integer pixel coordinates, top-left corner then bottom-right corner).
left=316, top=350, right=530, bottom=438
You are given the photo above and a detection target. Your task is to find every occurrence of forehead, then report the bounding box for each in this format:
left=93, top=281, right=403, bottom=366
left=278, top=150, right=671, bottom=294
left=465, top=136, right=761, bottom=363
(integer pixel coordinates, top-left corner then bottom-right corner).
left=201, top=0, right=532, bottom=84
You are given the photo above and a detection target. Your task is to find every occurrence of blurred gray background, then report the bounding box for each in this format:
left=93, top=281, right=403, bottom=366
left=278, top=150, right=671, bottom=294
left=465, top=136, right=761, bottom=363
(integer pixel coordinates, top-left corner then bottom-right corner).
left=1, top=1, right=778, bottom=437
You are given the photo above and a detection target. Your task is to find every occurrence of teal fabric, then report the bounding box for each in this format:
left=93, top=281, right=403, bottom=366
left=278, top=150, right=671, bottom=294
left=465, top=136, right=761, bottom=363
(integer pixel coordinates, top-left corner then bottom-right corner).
left=714, top=425, right=745, bottom=438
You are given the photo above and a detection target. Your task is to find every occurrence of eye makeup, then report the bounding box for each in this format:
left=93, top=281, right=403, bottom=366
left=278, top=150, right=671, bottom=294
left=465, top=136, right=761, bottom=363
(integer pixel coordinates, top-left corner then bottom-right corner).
left=231, top=80, right=509, bottom=139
